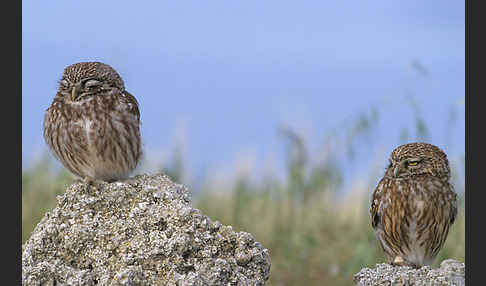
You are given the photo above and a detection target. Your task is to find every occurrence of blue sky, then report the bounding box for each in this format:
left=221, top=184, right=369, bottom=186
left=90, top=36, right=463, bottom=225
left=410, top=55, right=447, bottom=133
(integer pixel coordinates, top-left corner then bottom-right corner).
left=22, top=1, right=464, bottom=182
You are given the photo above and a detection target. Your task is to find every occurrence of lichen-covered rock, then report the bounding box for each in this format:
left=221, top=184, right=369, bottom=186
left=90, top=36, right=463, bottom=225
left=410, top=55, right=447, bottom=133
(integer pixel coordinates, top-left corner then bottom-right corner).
left=354, top=259, right=465, bottom=286
left=22, top=173, right=271, bottom=285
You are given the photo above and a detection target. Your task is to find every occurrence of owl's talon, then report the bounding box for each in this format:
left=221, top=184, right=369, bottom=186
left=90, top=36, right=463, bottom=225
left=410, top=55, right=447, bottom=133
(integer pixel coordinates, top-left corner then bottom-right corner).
left=391, top=256, right=406, bottom=266
left=83, top=177, right=103, bottom=192
left=391, top=256, right=421, bottom=268
left=121, top=177, right=138, bottom=185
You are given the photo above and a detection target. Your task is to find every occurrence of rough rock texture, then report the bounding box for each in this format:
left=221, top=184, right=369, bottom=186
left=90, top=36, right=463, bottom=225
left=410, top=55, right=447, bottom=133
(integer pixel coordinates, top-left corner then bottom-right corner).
left=354, top=259, right=465, bottom=286
left=22, top=173, right=271, bottom=286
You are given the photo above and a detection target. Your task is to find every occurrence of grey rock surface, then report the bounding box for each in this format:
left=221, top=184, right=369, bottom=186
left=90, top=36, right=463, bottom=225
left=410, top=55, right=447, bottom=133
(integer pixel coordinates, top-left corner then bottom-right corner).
left=354, top=259, right=465, bottom=286
left=22, top=173, right=271, bottom=286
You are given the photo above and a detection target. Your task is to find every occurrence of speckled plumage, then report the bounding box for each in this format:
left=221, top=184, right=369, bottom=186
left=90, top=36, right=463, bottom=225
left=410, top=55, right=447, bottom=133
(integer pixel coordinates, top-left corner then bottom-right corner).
left=44, top=62, right=142, bottom=182
left=370, top=142, right=457, bottom=267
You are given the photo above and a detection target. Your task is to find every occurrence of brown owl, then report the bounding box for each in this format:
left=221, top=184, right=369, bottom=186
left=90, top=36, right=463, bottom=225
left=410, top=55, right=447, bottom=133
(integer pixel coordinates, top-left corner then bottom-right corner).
left=43, top=62, right=142, bottom=184
left=370, top=142, right=457, bottom=268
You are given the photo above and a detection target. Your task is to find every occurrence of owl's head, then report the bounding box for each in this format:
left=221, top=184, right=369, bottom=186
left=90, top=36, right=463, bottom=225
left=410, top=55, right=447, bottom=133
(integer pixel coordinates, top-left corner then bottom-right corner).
left=58, top=62, right=125, bottom=102
left=385, top=142, right=450, bottom=180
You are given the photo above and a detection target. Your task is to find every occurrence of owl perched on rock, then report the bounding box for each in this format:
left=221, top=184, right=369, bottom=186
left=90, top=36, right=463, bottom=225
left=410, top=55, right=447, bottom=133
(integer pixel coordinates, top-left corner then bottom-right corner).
left=44, top=62, right=142, bottom=184
left=370, top=142, right=457, bottom=268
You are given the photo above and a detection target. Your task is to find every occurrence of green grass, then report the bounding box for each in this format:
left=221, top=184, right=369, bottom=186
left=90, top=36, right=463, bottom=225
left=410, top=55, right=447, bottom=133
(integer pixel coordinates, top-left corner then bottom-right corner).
left=22, top=156, right=74, bottom=243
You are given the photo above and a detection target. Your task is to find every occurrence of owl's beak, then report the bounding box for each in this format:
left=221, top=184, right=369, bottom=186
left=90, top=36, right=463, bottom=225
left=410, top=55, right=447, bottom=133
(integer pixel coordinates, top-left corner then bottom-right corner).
left=71, top=84, right=82, bottom=101
left=393, top=165, right=401, bottom=177
left=393, top=161, right=406, bottom=177
left=72, top=86, right=78, bottom=101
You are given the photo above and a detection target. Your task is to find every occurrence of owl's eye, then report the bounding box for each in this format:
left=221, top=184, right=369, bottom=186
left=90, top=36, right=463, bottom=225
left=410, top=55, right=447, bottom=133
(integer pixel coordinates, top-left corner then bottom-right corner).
left=84, top=79, right=102, bottom=89
left=60, top=79, right=69, bottom=87
left=407, top=160, right=420, bottom=166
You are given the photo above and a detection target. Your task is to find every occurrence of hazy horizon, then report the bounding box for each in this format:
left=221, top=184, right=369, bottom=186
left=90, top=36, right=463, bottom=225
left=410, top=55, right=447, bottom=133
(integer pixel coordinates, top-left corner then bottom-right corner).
left=22, top=1, right=465, bottom=185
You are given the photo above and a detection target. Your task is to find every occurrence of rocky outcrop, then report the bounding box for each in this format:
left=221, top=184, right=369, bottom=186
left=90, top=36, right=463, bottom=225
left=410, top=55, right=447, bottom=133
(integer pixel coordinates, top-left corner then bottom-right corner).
left=354, top=259, right=465, bottom=286
left=22, top=173, right=271, bottom=285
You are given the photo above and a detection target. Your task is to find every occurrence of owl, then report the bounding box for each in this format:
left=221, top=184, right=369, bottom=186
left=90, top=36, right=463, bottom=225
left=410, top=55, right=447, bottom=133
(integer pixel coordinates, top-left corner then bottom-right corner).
left=43, top=62, right=142, bottom=184
left=370, top=142, right=457, bottom=268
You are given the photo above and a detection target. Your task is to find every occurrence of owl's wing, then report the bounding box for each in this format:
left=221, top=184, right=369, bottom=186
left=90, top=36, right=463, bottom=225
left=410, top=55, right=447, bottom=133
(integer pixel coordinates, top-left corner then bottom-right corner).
left=370, top=178, right=386, bottom=229
left=448, top=185, right=458, bottom=226
left=123, top=91, right=141, bottom=120
left=422, top=177, right=458, bottom=226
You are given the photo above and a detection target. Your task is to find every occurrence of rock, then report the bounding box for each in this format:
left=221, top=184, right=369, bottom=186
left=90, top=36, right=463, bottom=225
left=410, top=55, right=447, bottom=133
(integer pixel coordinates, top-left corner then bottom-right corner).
left=354, top=259, right=465, bottom=286
left=22, top=173, right=271, bottom=285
